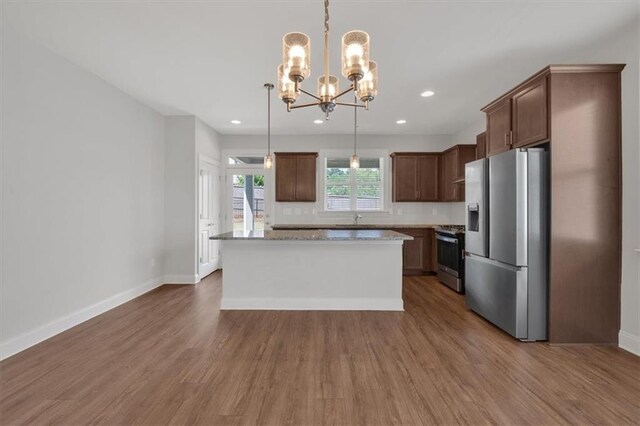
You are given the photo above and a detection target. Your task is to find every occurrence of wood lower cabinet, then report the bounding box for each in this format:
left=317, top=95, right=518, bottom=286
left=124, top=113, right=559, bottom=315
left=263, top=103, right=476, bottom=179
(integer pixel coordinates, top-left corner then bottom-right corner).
left=391, top=153, right=440, bottom=202
left=275, top=152, right=318, bottom=202
left=393, top=228, right=436, bottom=275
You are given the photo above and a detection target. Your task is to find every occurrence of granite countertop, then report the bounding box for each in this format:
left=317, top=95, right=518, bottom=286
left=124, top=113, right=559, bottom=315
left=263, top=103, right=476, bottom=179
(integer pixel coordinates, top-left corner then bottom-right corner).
left=271, top=224, right=456, bottom=230
left=210, top=229, right=413, bottom=241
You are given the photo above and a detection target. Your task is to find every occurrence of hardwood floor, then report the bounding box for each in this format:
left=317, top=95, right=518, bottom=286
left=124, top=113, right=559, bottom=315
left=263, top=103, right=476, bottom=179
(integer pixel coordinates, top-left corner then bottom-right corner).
left=1, top=272, right=638, bottom=425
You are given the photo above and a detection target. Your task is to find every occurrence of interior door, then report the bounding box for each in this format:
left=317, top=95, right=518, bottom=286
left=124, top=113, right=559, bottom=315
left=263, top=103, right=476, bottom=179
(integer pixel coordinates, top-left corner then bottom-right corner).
left=198, top=160, right=221, bottom=278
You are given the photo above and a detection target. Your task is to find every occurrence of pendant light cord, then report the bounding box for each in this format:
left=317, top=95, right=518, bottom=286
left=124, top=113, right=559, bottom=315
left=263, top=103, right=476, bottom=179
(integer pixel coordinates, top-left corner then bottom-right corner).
left=353, top=94, right=357, bottom=156
left=265, top=83, right=273, bottom=155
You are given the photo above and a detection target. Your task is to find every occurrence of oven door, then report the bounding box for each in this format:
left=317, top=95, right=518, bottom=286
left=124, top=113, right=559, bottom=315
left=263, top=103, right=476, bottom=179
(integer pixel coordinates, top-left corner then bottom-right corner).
left=436, top=233, right=460, bottom=277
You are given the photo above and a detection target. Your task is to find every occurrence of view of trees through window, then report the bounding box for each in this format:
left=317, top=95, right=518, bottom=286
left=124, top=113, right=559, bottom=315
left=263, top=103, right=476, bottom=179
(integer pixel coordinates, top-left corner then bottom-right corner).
left=326, top=158, right=382, bottom=211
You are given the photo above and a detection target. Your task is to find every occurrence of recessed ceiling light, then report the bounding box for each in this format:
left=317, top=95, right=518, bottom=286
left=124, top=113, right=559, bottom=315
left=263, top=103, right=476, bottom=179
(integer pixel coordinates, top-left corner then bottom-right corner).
left=420, top=90, right=435, bottom=97
left=396, top=119, right=407, bottom=124
left=230, top=120, right=242, bottom=124
left=313, top=119, right=324, bottom=124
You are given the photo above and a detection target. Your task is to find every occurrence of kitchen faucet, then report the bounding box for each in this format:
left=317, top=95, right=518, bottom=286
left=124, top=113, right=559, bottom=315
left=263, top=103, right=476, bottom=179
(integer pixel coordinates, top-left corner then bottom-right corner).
left=353, top=213, right=363, bottom=225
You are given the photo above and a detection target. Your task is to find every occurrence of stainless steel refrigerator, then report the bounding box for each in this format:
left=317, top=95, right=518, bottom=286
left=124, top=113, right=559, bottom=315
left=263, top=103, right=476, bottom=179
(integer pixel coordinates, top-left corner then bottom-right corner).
left=464, top=148, right=549, bottom=341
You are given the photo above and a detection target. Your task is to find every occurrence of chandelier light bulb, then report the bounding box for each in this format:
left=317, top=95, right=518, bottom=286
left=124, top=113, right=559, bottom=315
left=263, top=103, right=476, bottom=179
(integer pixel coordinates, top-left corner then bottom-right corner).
left=317, top=75, right=339, bottom=98
left=277, top=64, right=298, bottom=103
left=357, top=60, right=378, bottom=102
left=282, top=32, right=310, bottom=82
left=341, top=30, right=370, bottom=81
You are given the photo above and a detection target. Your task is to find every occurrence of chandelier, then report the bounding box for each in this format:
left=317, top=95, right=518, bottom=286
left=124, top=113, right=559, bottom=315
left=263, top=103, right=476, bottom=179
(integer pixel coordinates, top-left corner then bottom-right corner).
left=277, top=0, right=379, bottom=120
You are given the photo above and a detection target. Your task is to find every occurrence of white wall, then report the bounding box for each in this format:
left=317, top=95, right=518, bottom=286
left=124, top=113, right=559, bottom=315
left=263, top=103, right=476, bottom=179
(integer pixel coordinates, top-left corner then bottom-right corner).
left=163, top=116, right=221, bottom=283
left=221, top=134, right=466, bottom=227
left=163, top=116, right=197, bottom=283
left=1, top=28, right=166, bottom=359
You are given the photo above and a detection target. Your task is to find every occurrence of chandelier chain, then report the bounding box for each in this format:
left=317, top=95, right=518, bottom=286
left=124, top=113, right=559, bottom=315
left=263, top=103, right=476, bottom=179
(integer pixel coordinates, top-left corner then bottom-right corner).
left=324, top=0, right=329, bottom=34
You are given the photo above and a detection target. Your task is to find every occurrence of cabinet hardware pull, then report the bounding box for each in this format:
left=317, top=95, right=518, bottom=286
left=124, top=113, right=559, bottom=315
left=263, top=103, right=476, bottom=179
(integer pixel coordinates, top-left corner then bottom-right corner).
left=504, top=133, right=510, bottom=147
left=509, top=130, right=513, bottom=146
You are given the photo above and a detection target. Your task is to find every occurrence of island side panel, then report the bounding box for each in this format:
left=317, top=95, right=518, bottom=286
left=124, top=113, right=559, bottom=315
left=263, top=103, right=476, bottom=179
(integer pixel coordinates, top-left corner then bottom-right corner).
left=220, top=240, right=404, bottom=311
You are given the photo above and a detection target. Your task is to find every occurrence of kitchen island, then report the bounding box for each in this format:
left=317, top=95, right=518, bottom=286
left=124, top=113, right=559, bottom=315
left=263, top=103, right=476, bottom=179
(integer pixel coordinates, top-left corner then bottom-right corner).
left=211, top=229, right=412, bottom=311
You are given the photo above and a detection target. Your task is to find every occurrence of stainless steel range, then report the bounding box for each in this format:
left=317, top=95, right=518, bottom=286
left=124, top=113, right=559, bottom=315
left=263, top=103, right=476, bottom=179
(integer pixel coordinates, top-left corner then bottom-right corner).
left=434, top=225, right=465, bottom=293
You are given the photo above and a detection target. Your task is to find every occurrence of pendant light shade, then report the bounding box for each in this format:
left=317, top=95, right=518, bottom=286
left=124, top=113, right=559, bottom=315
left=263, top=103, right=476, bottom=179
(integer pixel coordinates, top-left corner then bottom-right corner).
left=278, top=64, right=298, bottom=104
left=317, top=75, right=339, bottom=98
left=341, top=30, right=370, bottom=81
left=357, top=60, right=378, bottom=102
left=264, top=154, right=274, bottom=169
left=282, top=32, right=311, bottom=82
left=350, top=154, right=360, bottom=169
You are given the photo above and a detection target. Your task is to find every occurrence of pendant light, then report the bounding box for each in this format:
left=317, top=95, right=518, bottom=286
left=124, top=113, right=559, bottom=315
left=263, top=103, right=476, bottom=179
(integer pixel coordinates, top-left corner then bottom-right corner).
left=350, top=94, right=360, bottom=169
left=264, top=83, right=274, bottom=169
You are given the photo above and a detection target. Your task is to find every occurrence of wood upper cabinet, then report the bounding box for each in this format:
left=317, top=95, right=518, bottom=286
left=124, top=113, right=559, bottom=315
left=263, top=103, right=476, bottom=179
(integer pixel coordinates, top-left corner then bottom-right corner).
left=512, top=77, right=548, bottom=148
left=483, top=76, right=549, bottom=157
left=485, top=98, right=512, bottom=157
left=391, top=153, right=440, bottom=202
left=275, top=152, right=318, bottom=202
left=440, top=145, right=476, bottom=202
left=476, top=132, right=486, bottom=159
left=392, top=155, right=418, bottom=201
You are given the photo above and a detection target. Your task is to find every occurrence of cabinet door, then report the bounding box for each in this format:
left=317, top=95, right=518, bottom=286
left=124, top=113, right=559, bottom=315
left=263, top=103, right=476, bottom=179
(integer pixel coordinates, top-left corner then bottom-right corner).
left=486, top=98, right=512, bottom=157
left=275, top=156, right=297, bottom=201
left=424, top=228, right=437, bottom=272
left=476, top=132, right=487, bottom=159
left=396, top=229, right=425, bottom=274
left=295, top=155, right=317, bottom=201
left=512, top=77, right=548, bottom=148
left=393, top=156, right=418, bottom=201
left=441, top=151, right=457, bottom=201
left=417, top=155, right=440, bottom=201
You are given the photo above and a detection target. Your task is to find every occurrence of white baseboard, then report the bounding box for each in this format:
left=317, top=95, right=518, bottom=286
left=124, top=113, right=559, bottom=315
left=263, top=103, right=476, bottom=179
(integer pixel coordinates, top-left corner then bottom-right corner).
left=0, top=276, right=164, bottom=361
left=162, top=274, right=199, bottom=284
left=619, top=330, right=640, bottom=356
left=220, top=297, right=404, bottom=311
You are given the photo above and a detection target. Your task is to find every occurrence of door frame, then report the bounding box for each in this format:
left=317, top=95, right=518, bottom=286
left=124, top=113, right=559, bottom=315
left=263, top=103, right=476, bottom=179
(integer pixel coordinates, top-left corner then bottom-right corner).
left=197, top=154, right=221, bottom=280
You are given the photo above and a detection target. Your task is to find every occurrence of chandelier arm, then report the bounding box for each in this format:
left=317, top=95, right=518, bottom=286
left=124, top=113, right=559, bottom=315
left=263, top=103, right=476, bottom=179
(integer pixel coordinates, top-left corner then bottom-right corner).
left=289, top=102, right=322, bottom=110
left=331, top=86, right=355, bottom=101
left=335, top=102, right=366, bottom=108
left=299, top=88, right=323, bottom=101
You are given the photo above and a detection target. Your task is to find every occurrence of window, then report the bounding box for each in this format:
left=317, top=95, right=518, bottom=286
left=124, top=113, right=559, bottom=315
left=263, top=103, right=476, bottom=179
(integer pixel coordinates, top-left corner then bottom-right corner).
left=325, top=158, right=383, bottom=211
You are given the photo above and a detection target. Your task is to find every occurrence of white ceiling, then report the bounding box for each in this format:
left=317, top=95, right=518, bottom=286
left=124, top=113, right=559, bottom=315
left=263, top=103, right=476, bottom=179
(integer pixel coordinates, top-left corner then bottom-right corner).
left=2, top=0, right=638, bottom=135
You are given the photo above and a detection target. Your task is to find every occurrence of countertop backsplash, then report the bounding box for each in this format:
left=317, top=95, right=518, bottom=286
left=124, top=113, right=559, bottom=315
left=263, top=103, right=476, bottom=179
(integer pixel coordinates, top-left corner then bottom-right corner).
left=272, top=201, right=466, bottom=227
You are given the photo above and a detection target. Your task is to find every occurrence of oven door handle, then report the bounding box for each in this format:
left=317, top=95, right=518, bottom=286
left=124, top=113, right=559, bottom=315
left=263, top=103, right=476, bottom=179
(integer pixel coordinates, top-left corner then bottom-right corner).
left=436, top=234, right=459, bottom=244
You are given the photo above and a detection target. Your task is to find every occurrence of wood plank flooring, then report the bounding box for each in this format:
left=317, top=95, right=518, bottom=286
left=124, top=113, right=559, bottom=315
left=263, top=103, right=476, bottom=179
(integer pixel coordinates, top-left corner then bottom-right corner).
left=1, top=272, right=638, bottom=425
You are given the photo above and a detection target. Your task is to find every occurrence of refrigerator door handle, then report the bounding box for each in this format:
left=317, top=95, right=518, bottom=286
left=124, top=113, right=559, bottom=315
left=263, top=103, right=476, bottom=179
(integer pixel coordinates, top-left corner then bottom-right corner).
left=468, top=203, right=479, bottom=212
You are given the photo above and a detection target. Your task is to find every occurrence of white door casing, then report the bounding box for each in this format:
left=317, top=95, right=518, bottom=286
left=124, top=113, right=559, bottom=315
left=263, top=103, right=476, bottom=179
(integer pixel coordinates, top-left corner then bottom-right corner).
left=198, top=158, right=220, bottom=278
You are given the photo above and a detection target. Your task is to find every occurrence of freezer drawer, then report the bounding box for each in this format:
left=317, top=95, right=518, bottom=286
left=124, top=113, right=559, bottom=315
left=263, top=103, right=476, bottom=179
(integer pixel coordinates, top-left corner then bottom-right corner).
left=465, top=254, right=528, bottom=339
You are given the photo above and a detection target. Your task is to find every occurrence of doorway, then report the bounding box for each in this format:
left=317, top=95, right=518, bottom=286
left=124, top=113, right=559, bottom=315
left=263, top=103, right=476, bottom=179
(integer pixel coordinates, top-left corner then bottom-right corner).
left=198, top=157, right=221, bottom=278
left=226, top=167, right=271, bottom=234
